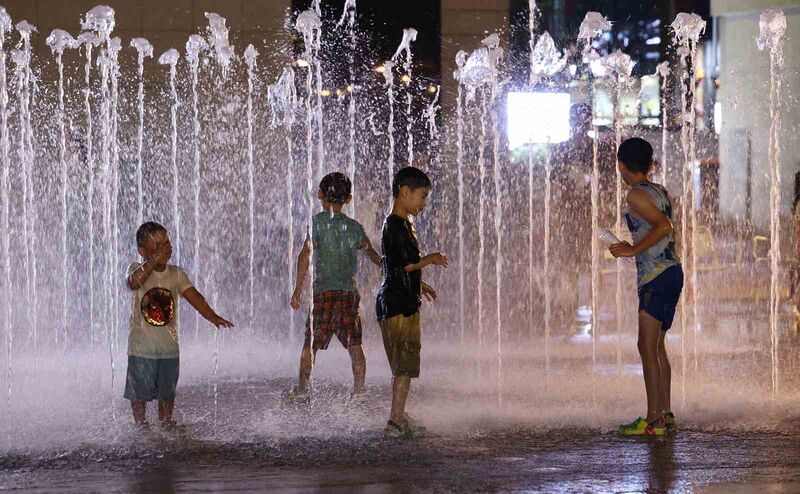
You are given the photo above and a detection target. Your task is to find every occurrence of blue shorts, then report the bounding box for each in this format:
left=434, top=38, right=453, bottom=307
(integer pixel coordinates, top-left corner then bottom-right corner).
left=123, top=356, right=179, bottom=401
left=638, top=264, right=683, bottom=330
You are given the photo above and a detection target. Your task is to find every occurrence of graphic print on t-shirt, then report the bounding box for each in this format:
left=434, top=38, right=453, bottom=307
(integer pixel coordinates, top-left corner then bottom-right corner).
left=140, top=287, right=175, bottom=327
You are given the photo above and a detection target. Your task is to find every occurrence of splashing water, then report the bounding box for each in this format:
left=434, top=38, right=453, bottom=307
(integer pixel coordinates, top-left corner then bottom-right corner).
left=130, top=38, right=152, bottom=228
left=610, top=50, right=635, bottom=373
left=671, top=11, right=706, bottom=397
left=0, top=3, right=796, bottom=460
left=185, top=33, right=207, bottom=337
left=454, top=50, right=467, bottom=345
left=158, top=48, right=181, bottom=271
left=757, top=9, right=786, bottom=397
left=77, top=32, right=99, bottom=359
left=295, top=10, right=324, bottom=177
left=46, top=29, right=78, bottom=359
left=528, top=2, right=538, bottom=354
left=383, top=60, right=396, bottom=189
left=0, top=6, right=11, bottom=442
left=530, top=32, right=566, bottom=83
left=205, top=13, right=234, bottom=78
left=296, top=9, right=321, bottom=352
left=529, top=29, right=566, bottom=372
left=14, top=21, right=37, bottom=370
left=656, top=61, right=670, bottom=187
left=268, top=67, right=298, bottom=342
left=245, top=45, right=258, bottom=333
left=580, top=10, right=609, bottom=401
left=484, top=32, right=505, bottom=404
left=81, top=6, right=114, bottom=42
left=338, top=0, right=357, bottom=214
left=392, top=28, right=417, bottom=166
left=578, top=12, right=611, bottom=47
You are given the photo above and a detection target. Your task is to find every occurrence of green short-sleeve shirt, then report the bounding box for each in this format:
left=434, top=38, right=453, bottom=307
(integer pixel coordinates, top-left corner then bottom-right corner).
left=311, top=211, right=367, bottom=294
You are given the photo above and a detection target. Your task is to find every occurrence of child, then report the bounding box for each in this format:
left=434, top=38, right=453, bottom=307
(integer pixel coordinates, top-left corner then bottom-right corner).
left=285, top=172, right=381, bottom=403
left=609, top=138, right=683, bottom=436
left=377, top=166, right=448, bottom=439
left=125, top=222, right=234, bottom=430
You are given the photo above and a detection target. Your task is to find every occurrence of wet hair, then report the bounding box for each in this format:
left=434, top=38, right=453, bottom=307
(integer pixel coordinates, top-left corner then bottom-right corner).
left=617, top=137, right=654, bottom=173
left=136, top=221, right=167, bottom=247
left=319, top=172, right=352, bottom=204
left=392, top=166, right=431, bottom=197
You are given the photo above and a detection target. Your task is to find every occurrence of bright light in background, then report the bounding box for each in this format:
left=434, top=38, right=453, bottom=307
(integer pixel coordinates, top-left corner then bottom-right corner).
left=507, top=92, right=571, bottom=148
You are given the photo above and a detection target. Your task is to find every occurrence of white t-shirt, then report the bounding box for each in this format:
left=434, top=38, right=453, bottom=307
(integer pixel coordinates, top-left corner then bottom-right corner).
left=127, top=263, right=194, bottom=359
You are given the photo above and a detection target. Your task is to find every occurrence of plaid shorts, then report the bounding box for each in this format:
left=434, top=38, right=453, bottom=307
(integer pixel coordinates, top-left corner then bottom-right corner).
left=304, top=290, right=363, bottom=350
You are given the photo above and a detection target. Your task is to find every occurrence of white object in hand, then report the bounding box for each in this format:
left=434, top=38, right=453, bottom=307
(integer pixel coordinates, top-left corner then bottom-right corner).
left=597, top=228, right=621, bottom=245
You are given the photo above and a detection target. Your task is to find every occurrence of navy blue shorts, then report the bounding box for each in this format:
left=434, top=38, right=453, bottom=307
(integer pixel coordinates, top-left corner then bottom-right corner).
left=123, top=356, right=179, bottom=401
left=638, top=264, right=683, bottom=330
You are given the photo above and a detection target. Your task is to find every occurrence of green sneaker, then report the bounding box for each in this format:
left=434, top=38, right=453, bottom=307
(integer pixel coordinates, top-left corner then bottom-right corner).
left=383, top=419, right=427, bottom=439
left=384, top=420, right=406, bottom=439
left=281, top=387, right=310, bottom=405
left=664, top=412, right=678, bottom=434
left=619, top=417, right=649, bottom=436
left=645, top=417, right=667, bottom=436
left=402, top=419, right=427, bottom=438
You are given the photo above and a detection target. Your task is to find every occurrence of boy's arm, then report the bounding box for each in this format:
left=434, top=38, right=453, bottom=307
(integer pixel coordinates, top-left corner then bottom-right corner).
left=291, top=238, right=311, bottom=310
left=360, top=236, right=382, bottom=267
left=127, top=261, right=156, bottom=290
left=404, top=252, right=448, bottom=273
left=421, top=280, right=438, bottom=302
left=610, top=188, right=673, bottom=258
left=128, top=243, right=170, bottom=289
left=182, top=287, right=234, bottom=328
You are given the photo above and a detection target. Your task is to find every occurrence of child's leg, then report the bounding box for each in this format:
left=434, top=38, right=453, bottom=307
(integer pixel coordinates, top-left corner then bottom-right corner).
left=348, top=345, right=366, bottom=394
left=390, top=376, right=411, bottom=424
left=130, top=400, right=146, bottom=424
left=657, top=330, right=671, bottom=415
left=638, top=310, right=663, bottom=422
left=298, top=345, right=315, bottom=393
left=156, top=358, right=180, bottom=427
left=158, top=399, right=175, bottom=424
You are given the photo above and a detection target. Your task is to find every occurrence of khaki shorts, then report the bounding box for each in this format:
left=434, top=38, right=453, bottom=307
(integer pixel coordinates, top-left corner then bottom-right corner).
left=379, top=312, right=421, bottom=378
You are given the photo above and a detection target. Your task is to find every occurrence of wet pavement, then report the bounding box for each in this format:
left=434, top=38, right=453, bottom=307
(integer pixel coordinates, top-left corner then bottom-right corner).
left=2, top=374, right=800, bottom=493
left=3, top=422, right=800, bottom=492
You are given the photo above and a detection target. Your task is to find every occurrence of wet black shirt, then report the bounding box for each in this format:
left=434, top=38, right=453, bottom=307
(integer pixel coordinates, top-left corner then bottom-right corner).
left=376, top=214, right=421, bottom=321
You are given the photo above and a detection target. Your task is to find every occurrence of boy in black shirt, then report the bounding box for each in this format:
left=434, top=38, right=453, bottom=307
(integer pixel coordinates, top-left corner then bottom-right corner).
left=377, top=166, right=448, bottom=438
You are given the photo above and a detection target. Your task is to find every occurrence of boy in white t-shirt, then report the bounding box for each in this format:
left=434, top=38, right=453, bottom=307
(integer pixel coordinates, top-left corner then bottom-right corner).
left=125, top=222, right=234, bottom=430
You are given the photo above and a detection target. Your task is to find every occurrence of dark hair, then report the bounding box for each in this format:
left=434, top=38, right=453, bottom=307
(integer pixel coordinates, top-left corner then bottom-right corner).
left=392, top=166, right=431, bottom=197
left=617, top=137, right=654, bottom=173
left=136, top=221, right=167, bottom=247
left=319, top=172, right=352, bottom=204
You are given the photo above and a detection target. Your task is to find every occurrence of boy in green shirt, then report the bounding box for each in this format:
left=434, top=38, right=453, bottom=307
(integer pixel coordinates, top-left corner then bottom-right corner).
left=284, top=173, right=381, bottom=403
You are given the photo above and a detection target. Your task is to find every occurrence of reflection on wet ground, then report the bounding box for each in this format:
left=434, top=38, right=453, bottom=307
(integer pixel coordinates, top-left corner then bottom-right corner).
left=2, top=375, right=800, bottom=492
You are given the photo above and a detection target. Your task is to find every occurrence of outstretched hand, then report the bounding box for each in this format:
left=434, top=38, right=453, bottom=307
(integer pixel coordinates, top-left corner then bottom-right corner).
left=211, top=315, right=234, bottom=329
left=430, top=252, right=449, bottom=268
left=609, top=241, right=636, bottom=258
